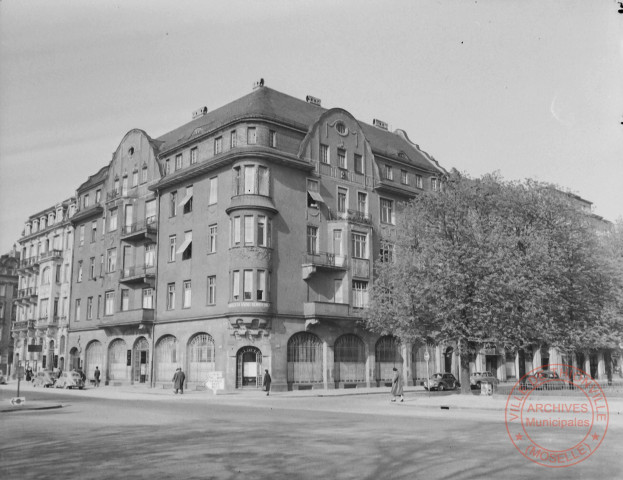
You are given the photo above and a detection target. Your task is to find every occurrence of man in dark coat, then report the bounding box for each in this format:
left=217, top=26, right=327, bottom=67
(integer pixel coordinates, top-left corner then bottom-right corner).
left=391, top=367, right=404, bottom=403
left=263, top=369, right=271, bottom=396
left=172, top=367, right=186, bottom=394
left=94, top=366, right=101, bottom=387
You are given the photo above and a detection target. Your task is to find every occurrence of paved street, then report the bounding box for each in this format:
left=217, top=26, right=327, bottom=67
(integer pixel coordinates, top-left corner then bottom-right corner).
left=1, top=384, right=622, bottom=480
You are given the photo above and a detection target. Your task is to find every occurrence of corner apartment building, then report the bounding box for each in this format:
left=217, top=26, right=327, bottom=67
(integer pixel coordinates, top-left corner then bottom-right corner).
left=0, top=249, right=19, bottom=375
left=67, top=130, right=163, bottom=383
left=12, top=199, right=76, bottom=373
left=62, top=85, right=447, bottom=390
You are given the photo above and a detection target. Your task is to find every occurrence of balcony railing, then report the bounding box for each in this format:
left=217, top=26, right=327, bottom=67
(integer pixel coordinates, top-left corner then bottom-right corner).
left=19, top=256, right=40, bottom=270
left=121, top=218, right=158, bottom=239
left=18, top=287, right=38, bottom=299
left=302, top=252, right=348, bottom=269
left=312, top=160, right=374, bottom=187
left=39, top=249, right=63, bottom=261
left=328, top=208, right=372, bottom=225
left=119, top=265, right=156, bottom=284
left=99, top=308, right=154, bottom=326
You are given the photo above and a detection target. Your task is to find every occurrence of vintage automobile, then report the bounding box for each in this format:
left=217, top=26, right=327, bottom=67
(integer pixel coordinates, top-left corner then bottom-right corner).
left=32, top=371, right=56, bottom=388
left=425, top=372, right=459, bottom=391
left=521, top=370, right=568, bottom=391
left=470, top=371, right=500, bottom=389
left=55, top=371, right=85, bottom=389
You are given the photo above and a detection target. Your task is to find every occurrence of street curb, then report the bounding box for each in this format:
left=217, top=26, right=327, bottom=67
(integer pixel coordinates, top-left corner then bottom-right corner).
left=0, top=404, right=64, bottom=413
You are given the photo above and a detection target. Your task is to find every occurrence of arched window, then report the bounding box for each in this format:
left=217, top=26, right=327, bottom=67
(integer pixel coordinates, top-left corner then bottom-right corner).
left=155, top=335, right=178, bottom=382
left=187, top=333, right=215, bottom=383
left=287, top=332, right=322, bottom=384
left=41, top=267, right=51, bottom=284
left=334, top=334, right=365, bottom=383
left=108, top=339, right=128, bottom=381
left=375, top=336, right=402, bottom=382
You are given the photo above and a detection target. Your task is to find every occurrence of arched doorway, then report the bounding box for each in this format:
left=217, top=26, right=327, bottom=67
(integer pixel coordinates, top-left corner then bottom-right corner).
left=133, top=337, right=149, bottom=384
left=589, top=353, right=599, bottom=379
left=85, top=341, right=104, bottom=380
left=444, top=346, right=454, bottom=373
left=287, top=332, right=322, bottom=386
left=59, top=357, right=65, bottom=370
left=155, top=335, right=178, bottom=383
left=69, top=347, right=80, bottom=371
left=236, top=346, right=262, bottom=388
left=108, top=339, right=128, bottom=382
left=187, top=333, right=215, bottom=384
left=375, top=336, right=402, bottom=384
left=540, top=344, right=550, bottom=370
left=334, top=334, right=365, bottom=385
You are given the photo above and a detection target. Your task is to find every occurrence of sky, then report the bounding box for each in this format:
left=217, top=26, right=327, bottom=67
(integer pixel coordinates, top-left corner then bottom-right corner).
left=1, top=0, right=622, bottom=253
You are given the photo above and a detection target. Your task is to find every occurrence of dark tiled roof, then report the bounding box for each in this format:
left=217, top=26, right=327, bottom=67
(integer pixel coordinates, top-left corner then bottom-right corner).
left=156, top=87, right=445, bottom=174
left=77, top=165, right=109, bottom=193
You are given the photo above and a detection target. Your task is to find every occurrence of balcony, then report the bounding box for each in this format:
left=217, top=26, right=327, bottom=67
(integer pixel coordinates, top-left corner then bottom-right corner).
left=328, top=208, right=372, bottom=225
left=39, top=249, right=63, bottom=262
left=119, top=265, right=156, bottom=285
left=302, top=252, right=348, bottom=280
left=98, top=308, right=154, bottom=327
left=11, top=320, right=30, bottom=331
left=17, top=287, right=38, bottom=304
left=18, top=256, right=40, bottom=274
left=106, top=188, right=139, bottom=203
left=374, top=177, right=418, bottom=196
left=304, top=301, right=351, bottom=318
left=121, top=218, right=158, bottom=243
left=312, top=161, right=374, bottom=187
left=70, top=204, right=103, bottom=224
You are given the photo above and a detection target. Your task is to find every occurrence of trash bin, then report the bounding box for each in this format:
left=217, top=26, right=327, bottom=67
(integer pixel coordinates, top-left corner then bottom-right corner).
left=481, top=382, right=493, bottom=396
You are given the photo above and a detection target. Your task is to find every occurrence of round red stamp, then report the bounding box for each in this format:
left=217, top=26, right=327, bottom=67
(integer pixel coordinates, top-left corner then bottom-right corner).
left=505, top=364, right=609, bottom=468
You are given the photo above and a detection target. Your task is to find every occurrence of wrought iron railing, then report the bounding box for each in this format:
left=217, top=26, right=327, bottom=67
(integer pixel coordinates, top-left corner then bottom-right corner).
left=121, top=218, right=158, bottom=236
left=120, top=265, right=156, bottom=279
left=302, top=252, right=348, bottom=269
left=328, top=208, right=372, bottom=225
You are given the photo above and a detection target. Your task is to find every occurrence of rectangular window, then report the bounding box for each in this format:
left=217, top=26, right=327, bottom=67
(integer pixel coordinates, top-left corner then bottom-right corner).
left=181, top=185, right=193, bottom=214
left=87, top=297, right=94, bottom=319
left=175, top=154, right=182, bottom=171
left=95, top=189, right=101, bottom=203
left=142, top=166, right=148, bottom=183
left=337, top=148, right=346, bottom=169
left=354, top=154, right=363, bottom=174
left=351, top=233, right=367, bottom=259
left=337, top=187, right=348, bottom=213
left=232, top=271, right=240, bottom=300
left=91, top=221, right=97, bottom=242
left=89, top=257, right=95, bottom=279
left=178, top=231, right=192, bottom=260
left=415, top=174, right=423, bottom=189
left=357, top=192, right=367, bottom=214
left=401, top=170, right=409, bottom=185
left=75, top=299, right=81, bottom=321
left=320, top=144, right=329, bottom=164
left=55, top=264, right=61, bottom=283
left=167, top=283, right=175, bottom=310
left=208, top=224, right=217, bottom=253
left=183, top=281, right=191, bottom=308
left=146, top=200, right=156, bottom=224
left=380, top=198, right=394, bottom=224
left=207, top=276, right=216, bottom=305
left=79, top=225, right=85, bottom=246
left=170, top=191, right=177, bottom=217
left=247, top=127, right=256, bottom=145
left=244, top=165, right=255, bottom=193
left=77, top=261, right=83, bottom=282
left=243, top=270, right=253, bottom=300
left=214, top=136, right=222, bottom=155
left=258, top=166, right=269, bottom=196
left=142, top=288, right=153, bottom=309
left=244, top=215, right=254, bottom=245
left=384, top=165, right=393, bottom=181
left=83, top=194, right=90, bottom=208
left=107, top=248, right=117, bottom=272
left=352, top=281, right=369, bottom=308
left=114, top=178, right=120, bottom=194
left=257, top=270, right=266, bottom=301
left=233, top=217, right=241, bottom=245
left=165, top=159, right=171, bottom=174
left=99, top=255, right=103, bottom=277
left=121, top=176, right=128, bottom=196
left=257, top=216, right=267, bottom=247
left=190, top=147, right=198, bottom=165
left=333, top=230, right=342, bottom=256
left=269, top=130, right=277, bottom=148
left=109, top=208, right=118, bottom=231
left=431, top=178, right=439, bottom=191
left=132, top=170, right=139, bottom=187
left=142, top=245, right=153, bottom=268
left=208, top=177, right=218, bottom=205
left=121, top=289, right=129, bottom=312
left=307, top=226, right=318, bottom=254
left=230, top=130, right=237, bottom=148
left=105, top=291, right=114, bottom=315
left=380, top=242, right=395, bottom=263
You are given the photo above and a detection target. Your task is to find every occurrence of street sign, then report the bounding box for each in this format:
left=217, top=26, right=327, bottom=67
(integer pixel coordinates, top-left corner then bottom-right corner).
left=10, top=397, right=25, bottom=406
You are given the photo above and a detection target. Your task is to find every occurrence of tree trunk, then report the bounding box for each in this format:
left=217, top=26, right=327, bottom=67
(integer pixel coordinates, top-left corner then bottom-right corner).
left=458, top=338, right=472, bottom=394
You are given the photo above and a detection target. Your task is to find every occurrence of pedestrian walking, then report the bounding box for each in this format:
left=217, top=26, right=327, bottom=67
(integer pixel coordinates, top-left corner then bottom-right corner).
left=391, top=367, right=404, bottom=403
left=172, top=367, right=186, bottom=394
left=26, top=367, right=33, bottom=381
left=94, top=366, right=101, bottom=387
left=263, top=369, right=271, bottom=396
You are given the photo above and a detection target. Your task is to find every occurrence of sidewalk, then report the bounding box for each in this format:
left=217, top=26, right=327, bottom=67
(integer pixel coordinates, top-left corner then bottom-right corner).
left=2, top=381, right=622, bottom=415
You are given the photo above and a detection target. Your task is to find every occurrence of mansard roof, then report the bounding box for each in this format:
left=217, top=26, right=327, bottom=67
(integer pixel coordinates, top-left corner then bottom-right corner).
left=77, top=164, right=109, bottom=193
left=156, top=86, right=445, bottom=174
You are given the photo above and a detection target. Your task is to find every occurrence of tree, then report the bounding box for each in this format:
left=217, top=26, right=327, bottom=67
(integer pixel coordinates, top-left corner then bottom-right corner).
left=363, top=170, right=623, bottom=392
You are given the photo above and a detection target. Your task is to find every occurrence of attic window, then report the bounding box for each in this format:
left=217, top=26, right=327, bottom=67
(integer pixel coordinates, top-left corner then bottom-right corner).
left=335, top=122, right=346, bottom=135
left=128, top=147, right=135, bottom=156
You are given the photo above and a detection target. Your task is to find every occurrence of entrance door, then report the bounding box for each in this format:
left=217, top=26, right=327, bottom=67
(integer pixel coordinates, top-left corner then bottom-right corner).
left=485, top=355, right=498, bottom=375
left=236, top=346, right=262, bottom=388
left=133, top=337, right=149, bottom=384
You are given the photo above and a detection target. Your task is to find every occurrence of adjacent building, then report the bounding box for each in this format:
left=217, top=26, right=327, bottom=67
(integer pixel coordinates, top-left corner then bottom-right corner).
left=0, top=249, right=19, bottom=375
left=12, top=199, right=76, bottom=373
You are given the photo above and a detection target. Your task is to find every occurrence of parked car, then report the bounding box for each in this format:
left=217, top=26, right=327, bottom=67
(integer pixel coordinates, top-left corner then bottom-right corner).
left=470, top=371, right=499, bottom=389
left=33, top=371, right=56, bottom=388
left=55, top=371, right=85, bottom=389
left=521, top=370, right=568, bottom=391
left=425, top=373, right=459, bottom=391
